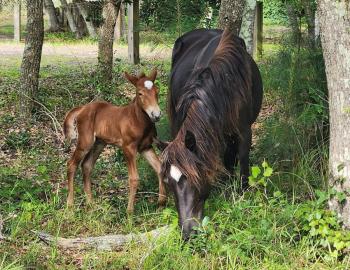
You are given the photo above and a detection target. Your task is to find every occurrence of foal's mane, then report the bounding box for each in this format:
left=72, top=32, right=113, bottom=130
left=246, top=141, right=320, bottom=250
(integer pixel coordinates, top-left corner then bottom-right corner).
left=163, top=30, right=252, bottom=189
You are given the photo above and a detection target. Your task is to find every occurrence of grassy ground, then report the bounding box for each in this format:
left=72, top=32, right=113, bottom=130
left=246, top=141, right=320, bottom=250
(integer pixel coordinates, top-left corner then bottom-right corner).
left=1, top=33, right=350, bottom=269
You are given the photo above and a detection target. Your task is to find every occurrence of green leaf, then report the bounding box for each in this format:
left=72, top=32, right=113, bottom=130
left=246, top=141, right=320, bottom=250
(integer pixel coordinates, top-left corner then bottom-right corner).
left=202, top=216, right=210, bottom=227
left=37, top=165, right=47, bottom=174
left=337, top=192, right=347, bottom=203
left=334, top=241, right=345, bottom=251
left=251, top=166, right=261, bottom=178
left=263, top=167, right=273, bottom=177
left=248, top=176, right=256, bottom=186
left=262, top=160, right=268, bottom=168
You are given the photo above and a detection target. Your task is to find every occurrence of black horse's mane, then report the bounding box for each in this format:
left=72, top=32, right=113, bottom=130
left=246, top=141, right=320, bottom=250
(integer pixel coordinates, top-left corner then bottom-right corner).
left=162, top=30, right=253, bottom=188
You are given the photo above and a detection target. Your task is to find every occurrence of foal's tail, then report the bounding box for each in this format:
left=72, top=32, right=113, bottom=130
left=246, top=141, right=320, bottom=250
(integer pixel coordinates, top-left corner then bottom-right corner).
left=63, top=106, right=83, bottom=143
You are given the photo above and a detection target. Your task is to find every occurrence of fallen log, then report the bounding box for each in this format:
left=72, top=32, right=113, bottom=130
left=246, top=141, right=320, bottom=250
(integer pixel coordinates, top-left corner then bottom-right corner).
left=33, top=225, right=170, bottom=251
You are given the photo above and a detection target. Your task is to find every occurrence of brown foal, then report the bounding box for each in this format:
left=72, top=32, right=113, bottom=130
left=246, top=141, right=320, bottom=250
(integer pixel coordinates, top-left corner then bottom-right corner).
left=63, top=70, right=166, bottom=213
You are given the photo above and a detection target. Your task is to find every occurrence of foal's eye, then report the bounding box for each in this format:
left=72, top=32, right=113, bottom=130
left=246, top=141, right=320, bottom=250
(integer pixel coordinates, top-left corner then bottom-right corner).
left=139, top=93, right=143, bottom=96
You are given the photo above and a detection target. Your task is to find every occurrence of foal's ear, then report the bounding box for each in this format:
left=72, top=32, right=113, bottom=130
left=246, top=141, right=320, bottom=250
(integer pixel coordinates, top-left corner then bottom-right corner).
left=149, top=69, right=157, bottom=82
left=185, top=130, right=196, bottom=152
left=124, top=72, right=138, bottom=86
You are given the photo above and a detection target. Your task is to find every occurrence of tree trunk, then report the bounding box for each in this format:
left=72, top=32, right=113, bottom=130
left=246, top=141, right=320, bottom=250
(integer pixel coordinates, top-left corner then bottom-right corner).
left=218, top=0, right=245, bottom=35
left=318, top=0, right=350, bottom=227
left=315, top=8, right=320, bottom=42
left=121, top=4, right=127, bottom=40
left=302, top=0, right=316, bottom=48
left=59, top=0, right=81, bottom=38
left=239, top=0, right=256, bottom=55
left=13, top=1, right=21, bottom=42
left=75, top=0, right=98, bottom=38
left=114, top=4, right=123, bottom=41
left=19, top=0, right=44, bottom=118
left=285, top=3, right=300, bottom=45
left=44, top=0, right=60, bottom=32
left=98, top=0, right=121, bottom=81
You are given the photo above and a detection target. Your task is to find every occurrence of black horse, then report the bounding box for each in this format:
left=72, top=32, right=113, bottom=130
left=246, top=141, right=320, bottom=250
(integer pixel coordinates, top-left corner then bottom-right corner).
left=160, top=29, right=263, bottom=238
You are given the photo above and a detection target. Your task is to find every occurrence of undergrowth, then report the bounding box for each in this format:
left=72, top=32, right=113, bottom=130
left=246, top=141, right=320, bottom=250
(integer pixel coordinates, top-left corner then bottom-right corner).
left=0, top=39, right=349, bottom=269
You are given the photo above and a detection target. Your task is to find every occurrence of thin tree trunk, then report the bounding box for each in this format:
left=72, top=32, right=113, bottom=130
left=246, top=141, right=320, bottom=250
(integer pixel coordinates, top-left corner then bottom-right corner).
left=60, top=0, right=81, bottom=38
left=218, top=0, right=245, bottom=35
left=98, top=0, right=121, bottom=80
left=121, top=4, right=127, bottom=40
left=239, top=0, right=257, bottom=55
left=13, top=1, right=21, bottom=42
left=75, top=0, right=98, bottom=38
left=285, top=3, right=300, bottom=45
left=315, top=8, right=320, bottom=42
left=302, top=0, right=316, bottom=48
left=19, top=0, right=44, bottom=118
left=44, top=0, right=60, bottom=32
left=318, top=0, right=350, bottom=227
left=114, top=4, right=123, bottom=41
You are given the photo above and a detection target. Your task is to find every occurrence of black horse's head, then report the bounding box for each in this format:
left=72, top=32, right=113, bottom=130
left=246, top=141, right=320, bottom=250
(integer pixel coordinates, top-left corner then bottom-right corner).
left=159, top=129, right=217, bottom=239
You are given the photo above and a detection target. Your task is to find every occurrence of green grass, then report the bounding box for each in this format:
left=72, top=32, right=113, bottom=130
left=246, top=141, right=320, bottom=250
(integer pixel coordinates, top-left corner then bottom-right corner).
left=0, top=37, right=349, bottom=269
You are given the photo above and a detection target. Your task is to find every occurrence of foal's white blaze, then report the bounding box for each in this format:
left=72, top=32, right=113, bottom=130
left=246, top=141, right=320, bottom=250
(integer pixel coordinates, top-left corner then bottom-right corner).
left=170, top=165, right=182, bottom=182
left=144, top=80, right=153, bottom=90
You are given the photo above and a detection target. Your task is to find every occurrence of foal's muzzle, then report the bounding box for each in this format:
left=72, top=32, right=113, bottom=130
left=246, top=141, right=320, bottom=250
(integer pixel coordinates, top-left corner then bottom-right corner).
left=150, top=110, right=162, bottom=122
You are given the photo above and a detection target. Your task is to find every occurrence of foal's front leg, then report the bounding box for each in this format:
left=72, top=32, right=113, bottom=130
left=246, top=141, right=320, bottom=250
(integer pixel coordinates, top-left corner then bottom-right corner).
left=142, top=147, right=167, bottom=207
left=122, top=144, right=139, bottom=213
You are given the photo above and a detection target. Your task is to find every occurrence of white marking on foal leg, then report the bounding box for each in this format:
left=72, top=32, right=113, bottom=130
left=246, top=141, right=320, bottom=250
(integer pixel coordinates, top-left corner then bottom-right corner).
left=170, top=165, right=182, bottom=182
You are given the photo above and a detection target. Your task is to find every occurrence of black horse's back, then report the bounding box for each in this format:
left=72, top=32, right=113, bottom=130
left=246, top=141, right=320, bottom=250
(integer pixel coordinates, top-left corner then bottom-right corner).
left=169, top=29, right=262, bottom=136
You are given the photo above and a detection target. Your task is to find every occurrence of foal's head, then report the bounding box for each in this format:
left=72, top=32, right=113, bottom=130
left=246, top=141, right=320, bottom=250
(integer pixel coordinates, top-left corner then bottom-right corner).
left=125, top=70, right=161, bottom=122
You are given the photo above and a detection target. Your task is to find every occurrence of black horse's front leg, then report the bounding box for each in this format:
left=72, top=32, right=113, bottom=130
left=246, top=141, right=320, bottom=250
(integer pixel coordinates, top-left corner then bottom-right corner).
left=237, top=128, right=252, bottom=191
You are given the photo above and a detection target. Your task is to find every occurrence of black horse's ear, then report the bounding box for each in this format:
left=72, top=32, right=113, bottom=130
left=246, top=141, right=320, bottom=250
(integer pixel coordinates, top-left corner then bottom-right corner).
left=153, top=137, right=169, bottom=151
left=185, top=130, right=196, bottom=152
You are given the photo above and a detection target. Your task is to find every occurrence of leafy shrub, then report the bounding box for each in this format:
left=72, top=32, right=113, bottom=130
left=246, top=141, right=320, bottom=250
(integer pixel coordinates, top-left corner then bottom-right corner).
left=263, top=0, right=289, bottom=25
left=296, top=189, right=350, bottom=258
left=4, top=130, right=31, bottom=150
left=140, top=0, right=219, bottom=34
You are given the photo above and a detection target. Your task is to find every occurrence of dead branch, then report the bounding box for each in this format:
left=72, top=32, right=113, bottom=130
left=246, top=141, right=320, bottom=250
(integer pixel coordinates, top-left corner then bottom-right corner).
left=33, top=225, right=170, bottom=251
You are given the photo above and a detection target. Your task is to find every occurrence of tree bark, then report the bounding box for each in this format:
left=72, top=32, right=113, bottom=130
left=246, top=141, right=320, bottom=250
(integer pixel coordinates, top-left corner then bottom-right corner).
left=19, top=0, right=44, bottom=118
left=98, top=0, right=121, bottom=81
left=44, top=0, right=60, bottom=32
left=75, top=0, right=98, bottom=38
left=59, top=0, right=81, bottom=38
left=218, top=0, right=245, bottom=35
left=318, top=0, right=350, bottom=227
left=239, top=0, right=256, bottom=55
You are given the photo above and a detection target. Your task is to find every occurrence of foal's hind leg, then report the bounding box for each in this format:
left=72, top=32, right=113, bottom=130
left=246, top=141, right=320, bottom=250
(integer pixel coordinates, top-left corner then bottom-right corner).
left=81, top=140, right=106, bottom=204
left=142, top=147, right=167, bottom=207
left=237, top=128, right=252, bottom=191
left=67, top=124, right=95, bottom=207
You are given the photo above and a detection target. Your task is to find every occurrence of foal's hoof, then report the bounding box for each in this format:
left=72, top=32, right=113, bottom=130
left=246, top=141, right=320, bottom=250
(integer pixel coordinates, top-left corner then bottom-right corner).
left=66, top=200, right=74, bottom=208
left=126, top=208, right=134, bottom=215
left=157, top=199, right=166, bottom=209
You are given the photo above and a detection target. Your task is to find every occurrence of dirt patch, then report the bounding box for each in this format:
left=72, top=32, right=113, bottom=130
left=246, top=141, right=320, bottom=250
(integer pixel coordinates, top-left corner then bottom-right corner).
left=0, top=42, right=172, bottom=61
